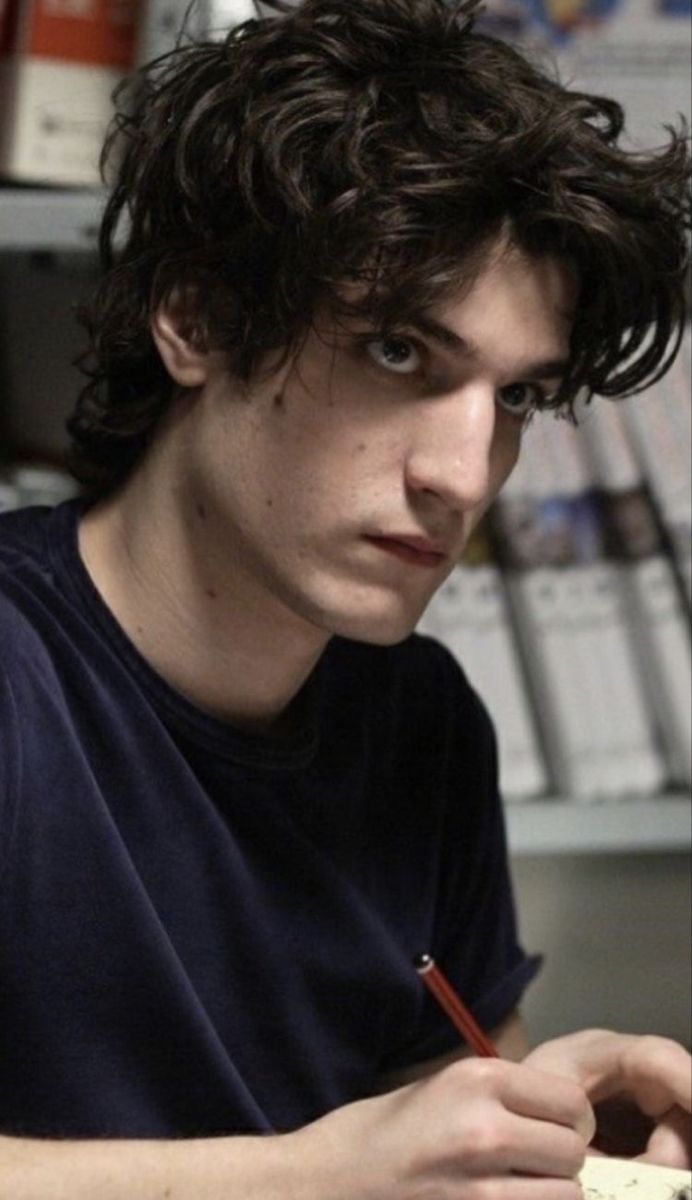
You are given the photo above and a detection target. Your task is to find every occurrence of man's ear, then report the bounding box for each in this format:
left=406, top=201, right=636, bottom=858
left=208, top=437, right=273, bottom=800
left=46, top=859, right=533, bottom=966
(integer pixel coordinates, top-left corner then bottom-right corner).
left=150, top=297, right=212, bottom=388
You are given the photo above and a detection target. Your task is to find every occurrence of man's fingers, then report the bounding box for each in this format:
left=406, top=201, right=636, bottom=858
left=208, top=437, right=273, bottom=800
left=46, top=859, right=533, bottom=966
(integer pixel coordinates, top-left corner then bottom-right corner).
left=623, top=1041, right=690, bottom=1113
left=640, top=1106, right=692, bottom=1170
left=490, top=1116, right=587, bottom=1179
left=623, top=1038, right=692, bottom=1116
left=496, top=1063, right=596, bottom=1146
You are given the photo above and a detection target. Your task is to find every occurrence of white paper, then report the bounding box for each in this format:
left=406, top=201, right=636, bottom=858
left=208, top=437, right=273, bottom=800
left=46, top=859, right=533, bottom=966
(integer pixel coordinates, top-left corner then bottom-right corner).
left=579, top=1154, right=692, bottom=1199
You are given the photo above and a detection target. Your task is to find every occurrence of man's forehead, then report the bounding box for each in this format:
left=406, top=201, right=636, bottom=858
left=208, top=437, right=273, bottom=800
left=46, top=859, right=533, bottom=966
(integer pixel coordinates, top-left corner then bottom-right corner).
left=333, top=238, right=578, bottom=324
left=430, top=247, right=576, bottom=349
left=437, top=243, right=579, bottom=320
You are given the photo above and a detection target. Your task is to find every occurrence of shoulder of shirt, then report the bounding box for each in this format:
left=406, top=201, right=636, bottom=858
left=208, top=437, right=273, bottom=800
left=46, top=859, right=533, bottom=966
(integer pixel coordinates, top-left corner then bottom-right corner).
left=0, top=505, right=57, bottom=669
left=0, top=503, right=53, bottom=571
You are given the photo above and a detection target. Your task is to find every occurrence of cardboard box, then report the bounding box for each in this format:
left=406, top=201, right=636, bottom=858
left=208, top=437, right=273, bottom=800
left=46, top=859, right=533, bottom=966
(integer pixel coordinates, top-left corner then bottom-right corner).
left=0, top=0, right=138, bottom=185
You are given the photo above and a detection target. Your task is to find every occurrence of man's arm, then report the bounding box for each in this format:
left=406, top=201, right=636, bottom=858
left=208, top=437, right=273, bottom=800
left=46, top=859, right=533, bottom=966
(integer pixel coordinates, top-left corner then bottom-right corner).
left=0, top=1036, right=595, bottom=1200
left=0, top=1132, right=307, bottom=1200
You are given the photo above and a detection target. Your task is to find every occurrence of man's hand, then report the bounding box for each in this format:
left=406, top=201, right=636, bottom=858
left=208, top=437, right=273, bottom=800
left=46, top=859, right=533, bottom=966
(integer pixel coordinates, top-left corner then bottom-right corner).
left=524, top=1030, right=692, bottom=1168
left=295, top=1055, right=595, bottom=1199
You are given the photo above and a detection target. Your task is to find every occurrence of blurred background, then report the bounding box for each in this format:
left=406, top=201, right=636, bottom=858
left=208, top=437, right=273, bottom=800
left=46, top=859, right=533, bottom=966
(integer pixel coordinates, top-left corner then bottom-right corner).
left=0, top=0, right=689, bottom=1047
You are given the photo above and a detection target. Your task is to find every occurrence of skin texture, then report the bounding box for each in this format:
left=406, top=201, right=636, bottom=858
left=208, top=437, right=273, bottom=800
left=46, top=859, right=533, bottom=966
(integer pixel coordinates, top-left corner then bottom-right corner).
left=525, top=1031, right=692, bottom=1166
left=79, top=243, right=574, bottom=731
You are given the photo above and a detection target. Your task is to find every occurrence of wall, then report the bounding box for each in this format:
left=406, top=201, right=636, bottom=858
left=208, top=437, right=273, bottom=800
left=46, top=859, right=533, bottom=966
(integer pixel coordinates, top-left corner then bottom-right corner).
left=512, top=851, right=692, bottom=1048
left=0, top=254, right=92, bottom=461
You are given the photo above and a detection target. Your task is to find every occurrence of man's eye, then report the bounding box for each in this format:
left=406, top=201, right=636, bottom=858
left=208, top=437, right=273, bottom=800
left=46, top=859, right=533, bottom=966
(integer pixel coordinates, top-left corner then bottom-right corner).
left=365, top=336, right=422, bottom=375
left=497, top=382, right=547, bottom=416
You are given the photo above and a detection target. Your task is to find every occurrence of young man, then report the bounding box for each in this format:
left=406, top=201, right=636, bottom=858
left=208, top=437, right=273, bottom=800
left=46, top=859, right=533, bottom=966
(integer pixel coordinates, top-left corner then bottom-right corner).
left=0, top=1, right=690, bottom=1196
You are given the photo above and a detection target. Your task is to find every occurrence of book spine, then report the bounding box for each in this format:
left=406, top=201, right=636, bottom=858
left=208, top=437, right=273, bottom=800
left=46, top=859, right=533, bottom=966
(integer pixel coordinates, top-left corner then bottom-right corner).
left=419, top=526, right=548, bottom=801
left=491, top=424, right=609, bottom=798
left=0, top=0, right=139, bottom=185
left=618, top=350, right=692, bottom=607
left=660, top=334, right=692, bottom=603
left=580, top=399, right=692, bottom=787
left=547, top=418, right=667, bottom=799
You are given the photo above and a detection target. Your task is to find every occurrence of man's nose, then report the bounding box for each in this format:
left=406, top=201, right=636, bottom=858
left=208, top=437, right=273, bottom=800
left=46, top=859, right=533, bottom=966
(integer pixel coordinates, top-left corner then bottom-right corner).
left=404, top=385, right=498, bottom=514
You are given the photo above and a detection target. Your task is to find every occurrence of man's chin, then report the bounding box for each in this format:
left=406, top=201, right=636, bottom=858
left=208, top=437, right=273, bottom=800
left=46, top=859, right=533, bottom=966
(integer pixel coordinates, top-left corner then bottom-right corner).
left=325, top=606, right=424, bottom=647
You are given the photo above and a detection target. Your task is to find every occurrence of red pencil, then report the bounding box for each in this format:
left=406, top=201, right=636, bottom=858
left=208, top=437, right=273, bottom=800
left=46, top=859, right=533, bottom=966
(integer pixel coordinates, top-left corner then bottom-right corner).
left=414, top=954, right=499, bottom=1059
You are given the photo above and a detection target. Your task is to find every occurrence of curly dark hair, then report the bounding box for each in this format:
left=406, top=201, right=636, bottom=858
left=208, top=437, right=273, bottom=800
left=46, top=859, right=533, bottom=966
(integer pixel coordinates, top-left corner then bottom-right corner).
left=68, top=0, right=691, bottom=497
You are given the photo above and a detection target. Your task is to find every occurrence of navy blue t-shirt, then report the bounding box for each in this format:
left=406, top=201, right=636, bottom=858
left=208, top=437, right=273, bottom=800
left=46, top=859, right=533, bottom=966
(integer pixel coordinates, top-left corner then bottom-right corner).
left=0, top=501, right=540, bottom=1139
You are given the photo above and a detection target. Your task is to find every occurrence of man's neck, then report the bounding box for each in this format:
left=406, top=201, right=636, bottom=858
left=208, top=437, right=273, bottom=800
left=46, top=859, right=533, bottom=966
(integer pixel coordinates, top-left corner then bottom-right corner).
left=77, top=459, right=329, bottom=735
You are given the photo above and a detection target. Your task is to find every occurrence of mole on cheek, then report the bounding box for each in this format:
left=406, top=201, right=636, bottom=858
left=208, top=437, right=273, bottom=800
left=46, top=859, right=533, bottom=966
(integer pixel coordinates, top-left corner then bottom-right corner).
left=195, top=502, right=207, bottom=520
left=266, top=498, right=274, bottom=508
left=356, top=443, right=367, bottom=453
left=273, top=393, right=285, bottom=411
left=205, top=588, right=218, bottom=600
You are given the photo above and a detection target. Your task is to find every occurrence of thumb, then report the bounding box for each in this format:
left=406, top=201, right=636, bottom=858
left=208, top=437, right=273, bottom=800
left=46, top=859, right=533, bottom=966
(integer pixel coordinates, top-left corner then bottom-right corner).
left=638, top=1106, right=691, bottom=1170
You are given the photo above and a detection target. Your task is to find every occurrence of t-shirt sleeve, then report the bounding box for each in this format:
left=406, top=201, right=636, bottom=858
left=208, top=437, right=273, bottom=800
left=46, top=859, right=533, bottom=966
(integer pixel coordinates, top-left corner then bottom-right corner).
left=388, top=638, right=542, bottom=1068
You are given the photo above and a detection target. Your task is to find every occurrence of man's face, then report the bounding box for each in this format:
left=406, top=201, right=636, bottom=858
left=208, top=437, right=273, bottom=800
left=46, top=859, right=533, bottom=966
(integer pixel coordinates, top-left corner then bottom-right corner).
left=182, top=246, right=575, bottom=646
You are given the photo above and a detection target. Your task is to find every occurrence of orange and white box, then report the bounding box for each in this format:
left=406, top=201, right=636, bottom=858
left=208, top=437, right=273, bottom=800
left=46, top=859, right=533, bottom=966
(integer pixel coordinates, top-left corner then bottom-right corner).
left=0, top=0, right=139, bottom=185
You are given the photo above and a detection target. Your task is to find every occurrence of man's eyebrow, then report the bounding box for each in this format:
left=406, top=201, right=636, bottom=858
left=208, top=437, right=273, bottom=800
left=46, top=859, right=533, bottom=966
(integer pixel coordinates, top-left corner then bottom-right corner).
left=407, top=313, right=570, bottom=380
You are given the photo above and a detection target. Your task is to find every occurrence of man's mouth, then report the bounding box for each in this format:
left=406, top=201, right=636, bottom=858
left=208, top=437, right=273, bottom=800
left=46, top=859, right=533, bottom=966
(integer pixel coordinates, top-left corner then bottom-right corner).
left=364, top=535, right=448, bottom=568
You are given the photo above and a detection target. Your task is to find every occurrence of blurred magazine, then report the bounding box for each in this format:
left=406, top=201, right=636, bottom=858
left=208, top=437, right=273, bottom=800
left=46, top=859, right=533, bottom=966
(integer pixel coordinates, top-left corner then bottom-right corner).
left=492, top=416, right=666, bottom=800
left=542, top=416, right=667, bottom=798
left=419, top=524, right=548, bottom=802
left=491, top=422, right=605, bottom=798
left=579, top=398, right=691, bottom=787
left=618, top=332, right=692, bottom=607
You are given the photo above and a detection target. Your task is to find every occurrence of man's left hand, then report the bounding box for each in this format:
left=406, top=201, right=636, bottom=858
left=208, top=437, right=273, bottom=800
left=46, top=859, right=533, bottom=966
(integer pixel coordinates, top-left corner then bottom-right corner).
left=524, top=1030, right=691, bottom=1168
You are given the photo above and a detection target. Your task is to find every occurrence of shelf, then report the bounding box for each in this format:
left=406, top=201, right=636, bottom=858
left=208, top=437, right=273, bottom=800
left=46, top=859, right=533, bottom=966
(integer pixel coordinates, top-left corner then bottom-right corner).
left=0, top=187, right=105, bottom=251
left=506, top=794, right=691, bottom=856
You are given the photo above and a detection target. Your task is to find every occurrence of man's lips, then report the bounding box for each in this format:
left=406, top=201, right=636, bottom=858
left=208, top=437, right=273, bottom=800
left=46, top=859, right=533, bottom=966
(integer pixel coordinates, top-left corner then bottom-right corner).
left=364, top=534, right=448, bottom=568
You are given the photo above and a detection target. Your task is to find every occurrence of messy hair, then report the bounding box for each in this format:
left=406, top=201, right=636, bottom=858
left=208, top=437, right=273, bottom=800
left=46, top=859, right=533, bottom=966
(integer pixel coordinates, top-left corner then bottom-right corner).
left=69, top=0, right=691, bottom=497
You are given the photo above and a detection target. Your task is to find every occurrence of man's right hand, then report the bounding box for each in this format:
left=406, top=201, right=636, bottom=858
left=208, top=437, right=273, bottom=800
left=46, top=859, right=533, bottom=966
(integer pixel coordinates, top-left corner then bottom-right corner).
left=0, top=1058, right=594, bottom=1200
left=293, top=1056, right=595, bottom=1199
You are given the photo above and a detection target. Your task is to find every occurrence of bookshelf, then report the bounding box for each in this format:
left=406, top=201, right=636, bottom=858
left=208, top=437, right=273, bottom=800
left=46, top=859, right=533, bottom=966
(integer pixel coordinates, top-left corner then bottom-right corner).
left=506, top=795, right=691, bottom=856
left=1, top=187, right=691, bottom=859
left=0, top=187, right=105, bottom=252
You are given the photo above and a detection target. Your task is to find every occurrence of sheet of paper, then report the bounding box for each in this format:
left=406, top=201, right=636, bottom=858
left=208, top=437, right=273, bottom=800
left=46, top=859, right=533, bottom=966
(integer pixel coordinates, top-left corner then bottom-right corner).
left=579, top=1155, right=692, bottom=1198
